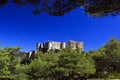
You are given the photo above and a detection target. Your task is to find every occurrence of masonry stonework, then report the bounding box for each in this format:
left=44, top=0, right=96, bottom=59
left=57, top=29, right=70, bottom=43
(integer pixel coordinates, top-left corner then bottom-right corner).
left=24, top=40, right=84, bottom=63
left=36, top=40, right=83, bottom=51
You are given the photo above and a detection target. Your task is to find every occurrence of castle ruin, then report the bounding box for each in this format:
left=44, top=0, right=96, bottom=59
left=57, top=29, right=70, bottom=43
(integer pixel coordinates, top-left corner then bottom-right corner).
left=36, top=40, right=83, bottom=52
left=23, top=40, right=84, bottom=63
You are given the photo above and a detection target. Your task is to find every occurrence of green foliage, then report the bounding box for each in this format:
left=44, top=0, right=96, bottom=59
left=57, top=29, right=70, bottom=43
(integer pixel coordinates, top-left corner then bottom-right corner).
left=1, top=38, right=120, bottom=79
left=5, top=47, right=21, bottom=75
left=19, top=52, right=59, bottom=80
left=20, top=48, right=95, bottom=80
left=57, top=50, right=95, bottom=79
left=0, top=47, right=23, bottom=80
left=106, top=73, right=120, bottom=79
left=0, top=48, right=10, bottom=76
left=89, top=38, right=120, bottom=78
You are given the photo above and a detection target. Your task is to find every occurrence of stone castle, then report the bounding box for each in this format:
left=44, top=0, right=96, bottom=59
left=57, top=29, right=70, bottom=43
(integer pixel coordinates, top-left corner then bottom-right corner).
left=23, top=40, right=83, bottom=63
left=36, top=40, right=83, bottom=52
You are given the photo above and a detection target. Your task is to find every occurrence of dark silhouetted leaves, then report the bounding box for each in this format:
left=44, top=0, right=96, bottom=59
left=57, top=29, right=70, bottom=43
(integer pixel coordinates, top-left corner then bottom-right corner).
left=0, top=0, right=8, bottom=7
left=1, top=0, right=120, bottom=16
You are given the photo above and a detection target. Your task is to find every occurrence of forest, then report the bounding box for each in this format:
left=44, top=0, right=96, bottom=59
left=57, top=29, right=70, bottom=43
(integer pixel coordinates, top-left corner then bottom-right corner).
left=0, top=38, right=120, bottom=80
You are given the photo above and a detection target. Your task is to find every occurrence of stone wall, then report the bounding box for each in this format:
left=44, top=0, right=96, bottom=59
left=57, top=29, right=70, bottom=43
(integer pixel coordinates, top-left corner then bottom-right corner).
left=37, top=41, right=66, bottom=51
left=36, top=40, right=83, bottom=52
left=23, top=40, right=84, bottom=64
left=68, top=40, right=84, bottom=51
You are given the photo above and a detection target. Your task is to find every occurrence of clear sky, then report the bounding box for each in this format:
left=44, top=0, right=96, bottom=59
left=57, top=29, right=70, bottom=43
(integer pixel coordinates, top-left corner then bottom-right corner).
left=0, top=3, right=120, bottom=52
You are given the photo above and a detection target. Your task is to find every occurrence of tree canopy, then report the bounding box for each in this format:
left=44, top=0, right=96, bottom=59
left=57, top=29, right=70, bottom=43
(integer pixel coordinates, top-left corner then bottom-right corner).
left=0, top=38, right=120, bottom=79
left=0, top=0, right=120, bottom=17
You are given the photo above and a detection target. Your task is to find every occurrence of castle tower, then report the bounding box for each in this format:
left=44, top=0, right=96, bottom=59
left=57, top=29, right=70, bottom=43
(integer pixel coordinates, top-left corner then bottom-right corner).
left=36, top=43, right=43, bottom=51
left=68, top=40, right=76, bottom=49
left=61, top=42, right=66, bottom=49
left=48, top=41, right=52, bottom=51
left=77, top=42, right=84, bottom=51
left=68, top=40, right=84, bottom=51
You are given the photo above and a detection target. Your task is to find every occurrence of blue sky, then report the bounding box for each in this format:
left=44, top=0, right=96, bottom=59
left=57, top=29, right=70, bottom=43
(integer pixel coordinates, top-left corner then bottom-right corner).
left=0, top=3, right=120, bottom=52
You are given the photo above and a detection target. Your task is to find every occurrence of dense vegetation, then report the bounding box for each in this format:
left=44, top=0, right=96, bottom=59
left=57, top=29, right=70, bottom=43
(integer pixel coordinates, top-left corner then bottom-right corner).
left=0, top=0, right=120, bottom=17
left=0, top=38, right=120, bottom=80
